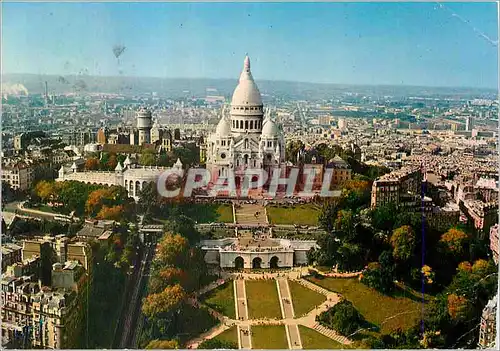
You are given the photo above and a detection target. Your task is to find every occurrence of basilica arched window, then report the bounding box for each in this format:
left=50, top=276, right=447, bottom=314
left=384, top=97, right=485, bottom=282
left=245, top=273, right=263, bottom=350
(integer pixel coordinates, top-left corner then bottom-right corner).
left=244, top=139, right=249, bottom=149
left=250, top=121, right=253, bottom=129
left=245, top=121, right=248, bottom=130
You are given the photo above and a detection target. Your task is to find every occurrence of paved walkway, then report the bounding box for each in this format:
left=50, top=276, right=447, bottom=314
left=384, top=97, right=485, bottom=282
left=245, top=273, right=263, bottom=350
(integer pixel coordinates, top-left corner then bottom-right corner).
left=287, top=324, right=302, bottom=350
left=238, top=325, right=252, bottom=349
left=234, top=279, right=249, bottom=321
left=277, top=278, right=295, bottom=319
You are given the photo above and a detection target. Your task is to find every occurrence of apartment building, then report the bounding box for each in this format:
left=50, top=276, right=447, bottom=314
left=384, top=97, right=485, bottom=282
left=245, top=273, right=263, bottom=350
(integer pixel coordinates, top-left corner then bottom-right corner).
left=371, top=166, right=422, bottom=208
left=1, top=243, right=22, bottom=272
left=478, top=295, right=497, bottom=348
left=0, top=276, right=40, bottom=348
left=326, top=156, right=352, bottom=189
left=490, top=224, right=499, bottom=264
left=1, top=161, right=33, bottom=191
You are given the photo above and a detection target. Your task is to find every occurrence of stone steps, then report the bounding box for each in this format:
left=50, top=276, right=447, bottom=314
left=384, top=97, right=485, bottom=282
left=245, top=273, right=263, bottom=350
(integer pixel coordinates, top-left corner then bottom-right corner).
left=312, top=323, right=351, bottom=345
left=296, top=279, right=331, bottom=296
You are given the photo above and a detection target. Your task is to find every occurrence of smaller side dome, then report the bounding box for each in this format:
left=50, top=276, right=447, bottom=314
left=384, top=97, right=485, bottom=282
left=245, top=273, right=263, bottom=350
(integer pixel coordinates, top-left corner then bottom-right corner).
left=216, top=117, right=231, bottom=136
left=262, top=119, right=279, bottom=137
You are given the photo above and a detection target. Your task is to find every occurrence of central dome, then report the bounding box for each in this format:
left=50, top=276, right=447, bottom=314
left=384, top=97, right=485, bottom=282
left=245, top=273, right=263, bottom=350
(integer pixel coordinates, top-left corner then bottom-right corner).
left=231, top=55, right=263, bottom=107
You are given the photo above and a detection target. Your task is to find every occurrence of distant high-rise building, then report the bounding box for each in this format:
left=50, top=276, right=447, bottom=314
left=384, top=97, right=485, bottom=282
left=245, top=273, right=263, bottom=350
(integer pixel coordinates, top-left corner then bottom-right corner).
left=137, top=108, right=152, bottom=144
left=97, top=128, right=107, bottom=145
left=338, top=118, right=347, bottom=130
left=44, top=81, right=49, bottom=106
left=466, top=116, right=473, bottom=131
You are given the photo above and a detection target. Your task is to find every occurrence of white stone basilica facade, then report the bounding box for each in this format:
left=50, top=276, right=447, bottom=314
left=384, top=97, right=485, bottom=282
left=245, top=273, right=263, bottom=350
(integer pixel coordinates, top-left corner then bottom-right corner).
left=206, top=56, right=285, bottom=185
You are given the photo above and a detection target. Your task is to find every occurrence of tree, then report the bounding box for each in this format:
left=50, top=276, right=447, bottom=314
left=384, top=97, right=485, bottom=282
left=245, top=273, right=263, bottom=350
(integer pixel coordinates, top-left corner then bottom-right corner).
left=96, top=205, right=124, bottom=221
left=421, top=265, right=435, bottom=285
left=142, top=284, right=186, bottom=318
left=99, top=153, right=110, bottom=170
left=34, top=180, right=56, bottom=202
left=107, top=154, right=118, bottom=170
left=371, top=203, right=397, bottom=232
left=318, top=198, right=344, bottom=233
left=198, top=339, right=238, bottom=349
left=145, top=339, right=179, bottom=349
left=316, top=299, right=365, bottom=336
left=457, top=261, right=472, bottom=272
left=85, top=157, right=99, bottom=171
left=471, top=259, right=489, bottom=276
left=440, top=228, right=469, bottom=256
left=360, top=251, right=395, bottom=294
left=286, top=140, right=304, bottom=163
left=85, top=186, right=132, bottom=220
left=140, top=150, right=156, bottom=166
left=390, top=226, right=416, bottom=261
left=163, top=215, right=200, bottom=244
left=447, top=294, right=472, bottom=322
left=335, top=210, right=356, bottom=241
left=156, top=233, right=190, bottom=267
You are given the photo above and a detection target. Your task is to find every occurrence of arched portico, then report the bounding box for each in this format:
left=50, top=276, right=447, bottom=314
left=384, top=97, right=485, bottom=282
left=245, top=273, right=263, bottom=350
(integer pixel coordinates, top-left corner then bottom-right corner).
left=252, top=257, right=262, bottom=269
left=269, top=256, right=279, bottom=269
left=235, top=256, right=244, bottom=269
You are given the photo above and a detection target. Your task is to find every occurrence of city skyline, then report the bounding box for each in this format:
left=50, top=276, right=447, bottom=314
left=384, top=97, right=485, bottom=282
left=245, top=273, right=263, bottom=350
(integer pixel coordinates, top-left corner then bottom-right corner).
left=3, top=2, right=499, bottom=89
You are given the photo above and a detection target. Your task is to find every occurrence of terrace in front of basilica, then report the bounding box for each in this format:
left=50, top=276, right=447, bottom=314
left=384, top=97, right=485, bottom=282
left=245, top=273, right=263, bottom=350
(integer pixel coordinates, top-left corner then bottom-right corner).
left=200, top=202, right=318, bottom=270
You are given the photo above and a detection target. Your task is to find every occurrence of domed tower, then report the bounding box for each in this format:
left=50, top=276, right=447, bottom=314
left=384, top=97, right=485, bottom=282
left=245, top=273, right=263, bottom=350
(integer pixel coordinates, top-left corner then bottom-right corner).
left=137, top=107, right=152, bottom=144
left=230, top=55, right=264, bottom=136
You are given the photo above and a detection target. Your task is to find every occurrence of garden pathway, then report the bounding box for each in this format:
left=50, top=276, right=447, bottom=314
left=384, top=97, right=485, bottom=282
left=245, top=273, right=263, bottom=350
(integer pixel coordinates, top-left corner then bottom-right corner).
left=185, top=274, right=354, bottom=348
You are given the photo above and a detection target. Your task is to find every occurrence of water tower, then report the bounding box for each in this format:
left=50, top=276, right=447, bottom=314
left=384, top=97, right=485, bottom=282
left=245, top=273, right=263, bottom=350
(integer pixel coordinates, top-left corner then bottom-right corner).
left=137, top=107, right=152, bottom=144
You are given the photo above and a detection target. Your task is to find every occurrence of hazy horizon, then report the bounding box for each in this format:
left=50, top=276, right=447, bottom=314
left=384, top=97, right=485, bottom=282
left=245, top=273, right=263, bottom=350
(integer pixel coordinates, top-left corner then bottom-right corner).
left=2, top=72, right=497, bottom=93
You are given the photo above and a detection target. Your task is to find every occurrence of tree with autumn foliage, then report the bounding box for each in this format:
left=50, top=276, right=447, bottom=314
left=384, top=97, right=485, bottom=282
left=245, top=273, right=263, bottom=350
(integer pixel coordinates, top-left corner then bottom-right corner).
left=439, top=228, right=470, bottom=256
left=34, top=180, right=57, bottom=202
left=145, top=339, right=179, bottom=349
left=142, top=284, right=186, bottom=319
left=85, top=186, right=132, bottom=220
left=447, top=293, right=472, bottom=322
left=96, top=205, right=124, bottom=221
left=85, top=157, right=100, bottom=171
left=421, top=265, right=435, bottom=285
left=390, top=225, right=416, bottom=262
left=155, top=233, right=190, bottom=267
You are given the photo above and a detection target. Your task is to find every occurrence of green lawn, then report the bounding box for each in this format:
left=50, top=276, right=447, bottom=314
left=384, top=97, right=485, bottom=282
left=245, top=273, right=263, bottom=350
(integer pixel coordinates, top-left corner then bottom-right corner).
left=288, top=280, right=327, bottom=317
left=201, top=281, right=236, bottom=319
left=212, top=326, right=238, bottom=345
left=176, top=304, right=219, bottom=344
left=299, top=326, right=345, bottom=349
left=267, top=204, right=320, bottom=226
left=245, top=280, right=282, bottom=319
left=216, top=205, right=234, bottom=223
left=305, top=277, right=427, bottom=334
left=173, top=203, right=234, bottom=224
left=251, top=325, right=288, bottom=349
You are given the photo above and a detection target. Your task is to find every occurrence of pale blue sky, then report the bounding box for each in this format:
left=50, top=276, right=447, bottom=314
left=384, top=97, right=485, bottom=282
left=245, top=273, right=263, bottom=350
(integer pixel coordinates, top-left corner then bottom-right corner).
left=2, top=2, right=498, bottom=88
